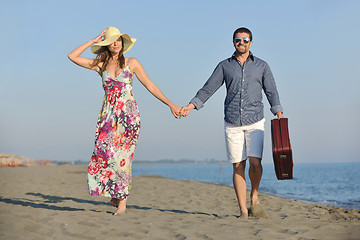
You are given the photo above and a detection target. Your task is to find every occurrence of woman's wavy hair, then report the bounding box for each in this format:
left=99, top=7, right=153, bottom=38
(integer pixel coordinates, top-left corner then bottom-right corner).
left=90, top=37, right=125, bottom=74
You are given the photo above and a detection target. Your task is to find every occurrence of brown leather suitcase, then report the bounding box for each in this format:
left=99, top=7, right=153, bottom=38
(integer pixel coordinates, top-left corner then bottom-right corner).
left=271, top=118, right=293, bottom=180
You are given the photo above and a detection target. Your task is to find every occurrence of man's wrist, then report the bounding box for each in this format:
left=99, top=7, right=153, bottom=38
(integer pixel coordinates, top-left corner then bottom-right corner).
left=188, top=103, right=195, bottom=110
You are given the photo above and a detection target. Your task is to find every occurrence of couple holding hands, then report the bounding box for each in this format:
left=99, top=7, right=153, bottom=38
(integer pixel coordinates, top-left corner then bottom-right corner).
left=68, top=26, right=283, bottom=219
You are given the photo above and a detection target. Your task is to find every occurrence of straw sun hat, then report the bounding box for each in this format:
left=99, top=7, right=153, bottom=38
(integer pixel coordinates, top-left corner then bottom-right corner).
left=91, top=27, right=136, bottom=54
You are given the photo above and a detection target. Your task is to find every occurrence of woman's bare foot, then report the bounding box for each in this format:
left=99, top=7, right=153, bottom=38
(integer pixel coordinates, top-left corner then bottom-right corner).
left=113, top=208, right=126, bottom=215
left=110, top=198, right=119, bottom=208
left=113, top=199, right=126, bottom=216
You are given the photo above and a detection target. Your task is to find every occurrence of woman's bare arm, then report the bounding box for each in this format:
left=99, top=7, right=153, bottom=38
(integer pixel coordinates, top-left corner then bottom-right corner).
left=130, top=58, right=181, bottom=118
left=67, top=28, right=107, bottom=72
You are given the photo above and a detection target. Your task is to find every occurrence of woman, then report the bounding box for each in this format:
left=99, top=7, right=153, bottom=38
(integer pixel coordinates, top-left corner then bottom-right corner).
left=68, top=27, right=181, bottom=215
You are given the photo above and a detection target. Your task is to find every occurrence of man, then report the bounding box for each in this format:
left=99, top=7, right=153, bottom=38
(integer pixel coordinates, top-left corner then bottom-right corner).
left=180, top=27, right=283, bottom=219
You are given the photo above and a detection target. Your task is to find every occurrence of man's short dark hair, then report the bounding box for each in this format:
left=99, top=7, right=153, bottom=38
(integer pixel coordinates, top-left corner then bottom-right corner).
left=233, top=27, right=253, bottom=41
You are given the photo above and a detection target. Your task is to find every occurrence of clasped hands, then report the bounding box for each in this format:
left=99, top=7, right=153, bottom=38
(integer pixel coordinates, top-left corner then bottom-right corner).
left=170, top=103, right=195, bottom=119
left=170, top=104, right=284, bottom=119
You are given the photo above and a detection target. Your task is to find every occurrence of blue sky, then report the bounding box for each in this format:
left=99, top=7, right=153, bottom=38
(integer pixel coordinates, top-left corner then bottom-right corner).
left=1, top=0, right=359, bottom=163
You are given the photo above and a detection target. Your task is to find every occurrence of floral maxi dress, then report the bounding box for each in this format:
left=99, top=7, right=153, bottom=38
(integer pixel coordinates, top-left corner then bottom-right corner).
left=88, top=65, right=140, bottom=200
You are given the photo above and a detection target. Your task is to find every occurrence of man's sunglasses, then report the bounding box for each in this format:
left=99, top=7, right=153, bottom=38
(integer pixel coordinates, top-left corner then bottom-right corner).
left=234, top=37, right=250, bottom=44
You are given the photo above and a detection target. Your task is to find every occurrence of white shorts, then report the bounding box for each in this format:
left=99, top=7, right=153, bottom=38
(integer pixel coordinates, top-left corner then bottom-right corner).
left=224, top=118, right=265, bottom=163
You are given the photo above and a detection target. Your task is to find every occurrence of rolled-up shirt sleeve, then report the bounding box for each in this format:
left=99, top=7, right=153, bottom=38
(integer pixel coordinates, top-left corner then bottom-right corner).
left=190, top=63, right=225, bottom=110
left=262, top=62, right=283, bottom=115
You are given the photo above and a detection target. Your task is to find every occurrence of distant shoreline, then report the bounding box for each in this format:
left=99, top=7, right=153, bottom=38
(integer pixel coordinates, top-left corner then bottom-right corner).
left=2, top=153, right=359, bottom=167
left=0, top=153, right=225, bottom=167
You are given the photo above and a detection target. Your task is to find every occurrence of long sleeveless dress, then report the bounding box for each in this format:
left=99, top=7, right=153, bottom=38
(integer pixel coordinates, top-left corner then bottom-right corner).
left=87, top=65, right=140, bottom=200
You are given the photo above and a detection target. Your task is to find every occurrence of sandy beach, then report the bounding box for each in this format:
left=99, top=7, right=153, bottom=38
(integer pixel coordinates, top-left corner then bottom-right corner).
left=0, top=165, right=359, bottom=240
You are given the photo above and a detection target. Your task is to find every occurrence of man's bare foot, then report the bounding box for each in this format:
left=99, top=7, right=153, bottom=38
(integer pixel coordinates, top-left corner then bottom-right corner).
left=110, top=198, right=119, bottom=208
left=239, top=211, right=249, bottom=219
left=249, top=204, right=267, bottom=218
left=249, top=192, right=267, bottom=218
left=250, top=192, right=261, bottom=206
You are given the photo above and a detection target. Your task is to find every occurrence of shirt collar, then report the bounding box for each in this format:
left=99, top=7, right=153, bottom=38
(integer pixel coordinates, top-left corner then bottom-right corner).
left=232, top=51, right=254, bottom=62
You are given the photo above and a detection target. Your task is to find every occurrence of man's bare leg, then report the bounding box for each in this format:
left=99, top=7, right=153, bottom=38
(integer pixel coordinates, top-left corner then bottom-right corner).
left=233, top=161, right=248, bottom=219
left=248, top=157, right=262, bottom=205
left=248, top=157, right=267, bottom=218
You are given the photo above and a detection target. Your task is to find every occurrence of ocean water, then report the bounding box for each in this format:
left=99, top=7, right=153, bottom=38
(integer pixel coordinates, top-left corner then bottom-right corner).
left=133, top=162, right=360, bottom=209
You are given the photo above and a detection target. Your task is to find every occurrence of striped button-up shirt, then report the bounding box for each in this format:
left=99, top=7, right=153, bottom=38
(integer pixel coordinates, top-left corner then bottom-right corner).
left=190, top=52, right=283, bottom=126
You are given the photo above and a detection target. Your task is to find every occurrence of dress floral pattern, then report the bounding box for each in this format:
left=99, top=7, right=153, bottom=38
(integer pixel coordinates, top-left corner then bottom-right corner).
left=88, top=65, right=140, bottom=200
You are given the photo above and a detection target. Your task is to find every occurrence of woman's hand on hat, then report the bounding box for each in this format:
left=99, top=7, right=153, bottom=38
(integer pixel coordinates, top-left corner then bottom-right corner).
left=92, top=28, right=109, bottom=44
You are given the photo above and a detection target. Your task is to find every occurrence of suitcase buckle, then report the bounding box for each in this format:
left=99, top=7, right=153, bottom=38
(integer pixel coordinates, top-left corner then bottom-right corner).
left=280, top=155, right=287, bottom=159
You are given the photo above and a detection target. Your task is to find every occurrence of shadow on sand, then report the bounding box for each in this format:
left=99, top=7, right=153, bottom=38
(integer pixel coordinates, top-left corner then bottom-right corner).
left=0, top=193, right=225, bottom=217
